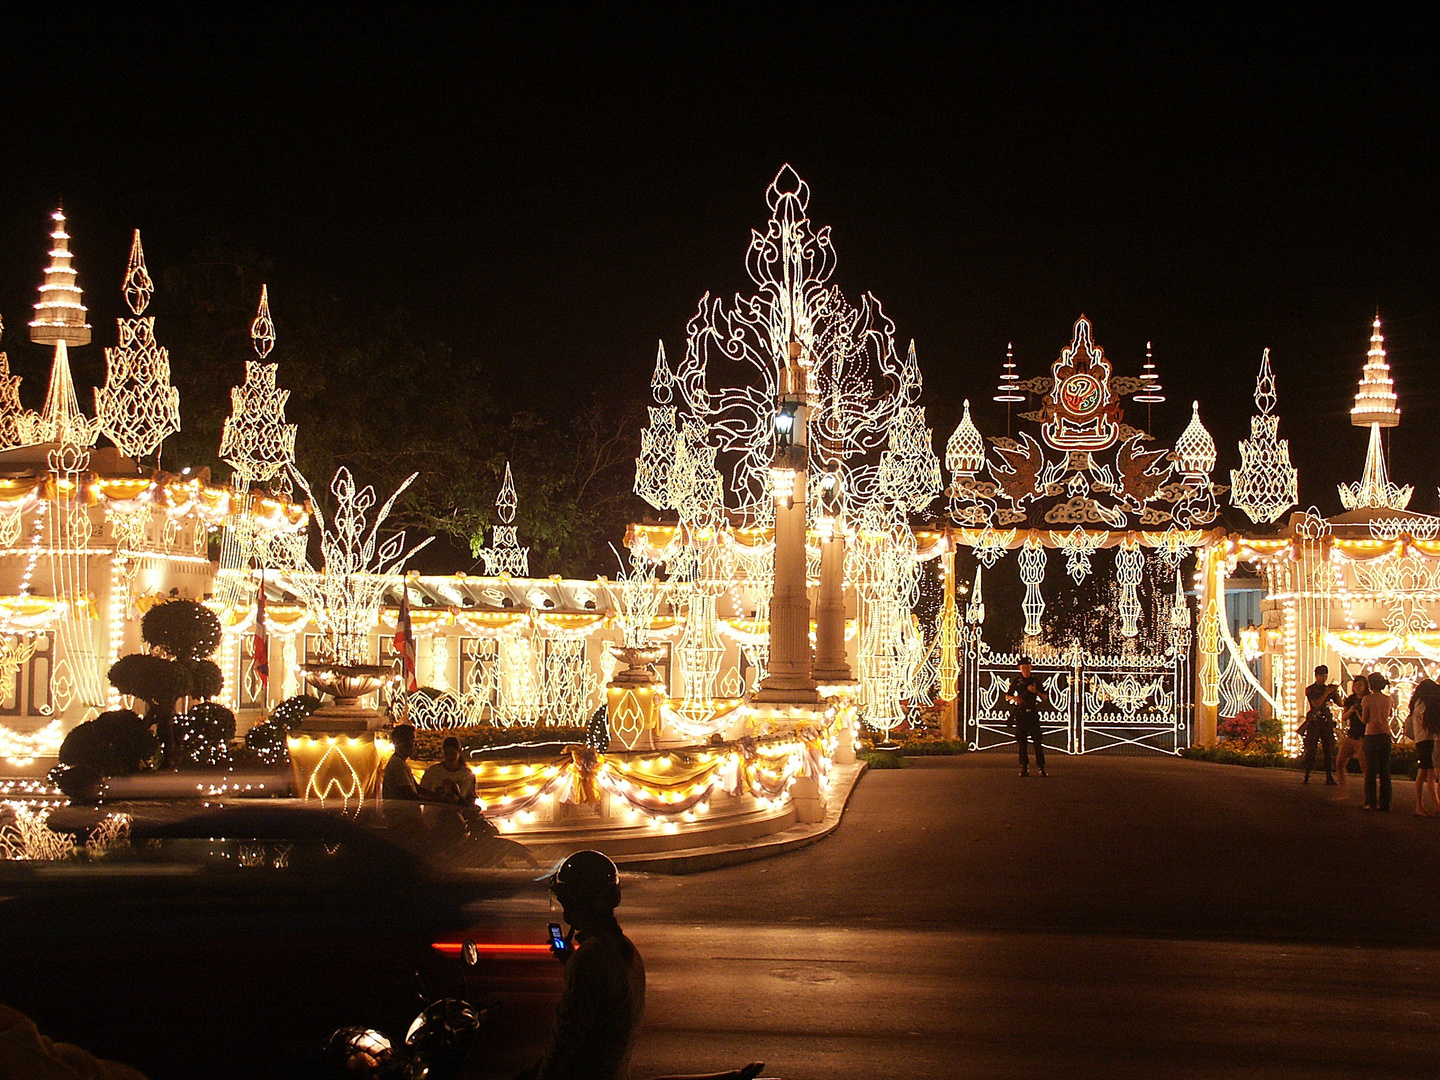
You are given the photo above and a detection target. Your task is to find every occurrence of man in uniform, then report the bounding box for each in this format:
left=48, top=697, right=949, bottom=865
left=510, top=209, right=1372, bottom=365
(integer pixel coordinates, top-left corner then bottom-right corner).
left=1006, top=656, right=1050, bottom=777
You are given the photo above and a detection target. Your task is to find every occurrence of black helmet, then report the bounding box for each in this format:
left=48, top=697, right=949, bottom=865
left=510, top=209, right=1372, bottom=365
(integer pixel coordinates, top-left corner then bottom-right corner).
left=550, top=849, right=621, bottom=912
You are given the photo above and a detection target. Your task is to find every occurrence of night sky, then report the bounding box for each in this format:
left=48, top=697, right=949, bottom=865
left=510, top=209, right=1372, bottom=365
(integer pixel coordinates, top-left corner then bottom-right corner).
left=2, top=9, right=1436, bottom=517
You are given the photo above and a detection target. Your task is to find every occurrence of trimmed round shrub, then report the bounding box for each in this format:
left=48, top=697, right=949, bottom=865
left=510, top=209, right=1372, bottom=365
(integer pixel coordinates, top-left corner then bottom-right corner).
left=109, top=653, right=192, bottom=706
left=244, top=720, right=289, bottom=767
left=272, top=694, right=323, bottom=731
left=141, top=599, right=222, bottom=661
left=184, top=659, right=224, bottom=701
left=51, top=709, right=157, bottom=800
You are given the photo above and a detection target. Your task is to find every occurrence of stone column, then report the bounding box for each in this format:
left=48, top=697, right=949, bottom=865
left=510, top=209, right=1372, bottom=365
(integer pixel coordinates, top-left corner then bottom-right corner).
left=756, top=394, right=817, bottom=703
left=811, top=520, right=851, bottom=684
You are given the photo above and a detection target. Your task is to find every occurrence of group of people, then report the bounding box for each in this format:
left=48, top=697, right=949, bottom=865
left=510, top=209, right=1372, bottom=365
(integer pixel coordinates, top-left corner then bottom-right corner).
left=1300, top=664, right=1440, bottom=814
left=380, top=725, right=478, bottom=803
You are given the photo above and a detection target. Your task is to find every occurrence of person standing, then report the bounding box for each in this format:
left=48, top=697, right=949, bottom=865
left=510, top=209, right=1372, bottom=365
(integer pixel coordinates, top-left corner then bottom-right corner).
left=1335, top=675, right=1369, bottom=793
left=1006, top=657, right=1049, bottom=778
left=1361, top=671, right=1394, bottom=811
left=1300, top=665, right=1343, bottom=784
left=1406, top=679, right=1440, bottom=817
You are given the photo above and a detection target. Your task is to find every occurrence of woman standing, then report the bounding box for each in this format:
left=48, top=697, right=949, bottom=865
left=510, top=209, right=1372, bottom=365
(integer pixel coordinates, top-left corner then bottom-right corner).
left=1361, top=671, right=1394, bottom=811
left=1406, top=679, right=1440, bottom=816
left=1335, top=675, right=1369, bottom=793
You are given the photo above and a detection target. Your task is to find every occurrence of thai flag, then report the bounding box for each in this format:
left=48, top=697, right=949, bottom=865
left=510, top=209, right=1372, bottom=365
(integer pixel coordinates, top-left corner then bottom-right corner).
left=394, top=581, right=418, bottom=693
left=253, top=575, right=269, bottom=691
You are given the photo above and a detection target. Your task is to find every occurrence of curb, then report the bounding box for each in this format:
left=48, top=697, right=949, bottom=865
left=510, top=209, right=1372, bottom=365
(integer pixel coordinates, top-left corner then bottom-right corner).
left=615, top=761, right=869, bottom=875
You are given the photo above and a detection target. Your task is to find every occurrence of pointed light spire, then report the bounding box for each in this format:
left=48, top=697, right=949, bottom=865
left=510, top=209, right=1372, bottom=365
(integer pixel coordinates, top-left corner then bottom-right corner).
left=1350, top=314, right=1399, bottom=427
left=251, top=284, right=276, bottom=359
left=1339, top=315, right=1411, bottom=511
left=1134, top=341, right=1165, bottom=403
left=993, top=342, right=1023, bottom=402
left=123, top=229, right=154, bottom=316
left=96, top=229, right=180, bottom=458
left=1230, top=349, right=1298, bottom=524
left=30, top=207, right=91, bottom=347
left=651, top=340, right=674, bottom=404
left=496, top=461, right=518, bottom=525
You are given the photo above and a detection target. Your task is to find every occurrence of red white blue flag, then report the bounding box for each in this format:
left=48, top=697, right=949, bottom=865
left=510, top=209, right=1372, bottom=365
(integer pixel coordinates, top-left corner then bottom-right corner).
left=393, top=580, right=418, bottom=694
left=253, top=574, right=269, bottom=692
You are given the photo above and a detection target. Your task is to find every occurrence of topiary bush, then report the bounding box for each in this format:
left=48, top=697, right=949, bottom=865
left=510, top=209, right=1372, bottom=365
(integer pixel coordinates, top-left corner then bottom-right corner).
left=107, top=599, right=223, bottom=768
left=243, top=719, right=290, bottom=767
left=172, top=701, right=237, bottom=769
left=49, top=709, right=158, bottom=802
left=271, top=694, right=323, bottom=731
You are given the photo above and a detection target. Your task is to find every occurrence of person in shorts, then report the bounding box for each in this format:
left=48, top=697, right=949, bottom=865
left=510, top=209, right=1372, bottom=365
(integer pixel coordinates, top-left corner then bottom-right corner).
left=1406, top=679, right=1440, bottom=816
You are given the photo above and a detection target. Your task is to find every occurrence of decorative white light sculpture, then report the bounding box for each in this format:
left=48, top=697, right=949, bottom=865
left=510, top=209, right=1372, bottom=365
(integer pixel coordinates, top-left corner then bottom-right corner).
left=479, top=462, right=530, bottom=576
left=945, top=399, right=986, bottom=479
left=218, top=287, right=297, bottom=484
left=1174, top=401, right=1217, bottom=478
left=1018, top=536, right=1046, bottom=637
left=1230, top=349, right=1298, bottom=524
left=29, top=208, right=91, bottom=347
left=1339, top=316, right=1412, bottom=511
left=288, top=468, right=434, bottom=666
left=0, top=318, right=30, bottom=450
left=95, top=231, right=181, bottom=459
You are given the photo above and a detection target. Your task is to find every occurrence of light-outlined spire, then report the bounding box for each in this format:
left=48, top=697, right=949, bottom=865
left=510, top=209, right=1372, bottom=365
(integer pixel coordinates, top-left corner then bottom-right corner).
left=219, top=286, right=296, bottom=483
left=30, top=207, right=91, bottom=347
left=96, top=229, right=181, bottom=458
left=479, top=461, right=529, bottom=576
left=993, top=342, right=1023, bottom=402
left=0, top=317, right=30, bottom=450
left=1339, top=315, right=1411, bottom=511
left=1230, top=348, right=1298, bottom=524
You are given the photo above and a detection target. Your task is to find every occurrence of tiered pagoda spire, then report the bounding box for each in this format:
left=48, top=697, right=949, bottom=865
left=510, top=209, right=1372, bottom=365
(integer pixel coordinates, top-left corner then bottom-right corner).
left=29, top=208, right=91, bottom=347
left=1338, top=315, right=1411, bottom=511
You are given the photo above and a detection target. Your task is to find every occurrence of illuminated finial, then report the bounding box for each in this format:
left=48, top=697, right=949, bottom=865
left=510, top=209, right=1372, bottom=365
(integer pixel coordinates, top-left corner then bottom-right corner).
left=993, top=342, right=1023, bottom=403
left=945, top=399, right=985, bottom=478
left=123, top=230, right=154, bottom=316
left=1350, top=314, right=1399, bottom=428
left=96, top=232, right=181, bottom=458
left=1134, top=340, right=1165, bottom=404
left=497, top=461, right=518, bottom=525
left=251, top=285, right=275, bottom=359
left=1175, top=401, right=1216, bottom=477
left=651, top=340, right=674, bottom=405
left=1230, top=349, right=1297, bottom=524
left=30, top=207, right=91, bottom=347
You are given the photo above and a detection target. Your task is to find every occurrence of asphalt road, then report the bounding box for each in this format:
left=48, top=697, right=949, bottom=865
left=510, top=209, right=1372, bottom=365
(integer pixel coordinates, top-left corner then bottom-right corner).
left=611, top=754, right=1440, bottom=1080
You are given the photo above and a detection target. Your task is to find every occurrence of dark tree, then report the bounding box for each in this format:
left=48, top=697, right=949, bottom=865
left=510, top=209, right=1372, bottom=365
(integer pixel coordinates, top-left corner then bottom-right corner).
left=107, top=600, right=224, bottom=768
left=50, top=709, right=158, bottom=802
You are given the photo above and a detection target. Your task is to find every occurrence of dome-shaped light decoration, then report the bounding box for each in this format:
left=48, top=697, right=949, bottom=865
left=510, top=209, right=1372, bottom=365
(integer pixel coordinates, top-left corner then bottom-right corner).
left=1339, top=315, right=1412, bottom=511
left=945, top=399, right=986, bottom=478
left=1350, top=316, right=1399, bottom=428
left=993, top=343, right=1023, bottom=403
left=30, top=208, right=91, bottom=347
left=1230, top=349, right=1298, bottom=524
left=1174, top=401, right=1216, bottom=477
left=1134, top=341, right=1165, bottom=404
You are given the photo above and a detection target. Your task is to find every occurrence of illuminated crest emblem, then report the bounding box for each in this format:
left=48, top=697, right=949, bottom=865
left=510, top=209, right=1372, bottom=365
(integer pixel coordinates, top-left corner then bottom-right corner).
left=1041, top=316, right=1120, bottom=452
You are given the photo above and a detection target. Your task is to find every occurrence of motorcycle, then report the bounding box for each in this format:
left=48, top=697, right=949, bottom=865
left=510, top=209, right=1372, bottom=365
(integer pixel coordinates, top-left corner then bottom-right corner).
left=304, top=939, right=770, bottom=1080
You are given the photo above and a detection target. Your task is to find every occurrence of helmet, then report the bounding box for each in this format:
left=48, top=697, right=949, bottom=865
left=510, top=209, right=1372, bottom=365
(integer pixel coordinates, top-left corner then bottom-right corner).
left=550, top=849, right=621, bottom=912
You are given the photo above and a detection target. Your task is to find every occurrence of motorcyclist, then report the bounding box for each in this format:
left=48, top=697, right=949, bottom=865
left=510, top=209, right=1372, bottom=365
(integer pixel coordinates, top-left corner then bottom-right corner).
left=518, top=850, right=645, bottom=1080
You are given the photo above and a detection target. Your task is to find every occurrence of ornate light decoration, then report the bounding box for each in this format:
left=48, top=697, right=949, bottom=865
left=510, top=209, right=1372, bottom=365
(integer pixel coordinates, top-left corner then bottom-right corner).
left=218, top=287, right=297, bottom=485
left=945, top=399, right=986, bottom=479
left=478, top=462, right=530, bottom=576
left=993, top=343, right=1023, bottom=403
left=1174, top=401, right=1217, bottom=477
left=1229, top=349, right=1297, bottom=524
left=0, top=318, right=31, bottom=450
left=95, top=231, right=181, bottom=459
left=1116, top=541, right=1145, bottom=638
left=29, top=208, right=91, bottom=347
left=1339, top=316, right=1411, bottom=511
left=1059, top=525, right=1104, bottom=584
left=1018, top=535, right=1046, bottom=638
left=288, top=468, right=434, bottom=666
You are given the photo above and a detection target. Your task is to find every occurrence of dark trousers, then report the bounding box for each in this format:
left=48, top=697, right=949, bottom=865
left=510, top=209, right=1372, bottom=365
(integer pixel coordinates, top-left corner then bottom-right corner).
left=1303, top=723, right=1336, bottom=778
left=1363, top=733, right=1392, bottom=809
left=1016, top=715, right=1045, bottom=772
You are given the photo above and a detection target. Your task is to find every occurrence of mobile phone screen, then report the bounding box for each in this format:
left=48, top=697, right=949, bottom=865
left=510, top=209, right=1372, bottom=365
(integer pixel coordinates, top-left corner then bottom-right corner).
left=549, top=923, right=566, bottom=951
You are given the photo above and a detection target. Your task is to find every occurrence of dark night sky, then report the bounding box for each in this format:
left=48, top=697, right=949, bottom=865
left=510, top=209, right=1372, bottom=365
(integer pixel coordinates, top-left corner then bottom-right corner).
left=1, top=7, right=1436, bottom=516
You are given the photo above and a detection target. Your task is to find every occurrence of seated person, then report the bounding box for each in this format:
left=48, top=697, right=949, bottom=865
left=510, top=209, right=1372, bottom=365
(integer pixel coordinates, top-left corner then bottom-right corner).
left=381, top=724, right=450, bottom=803
left=420, top=735, right=477, bottom=804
